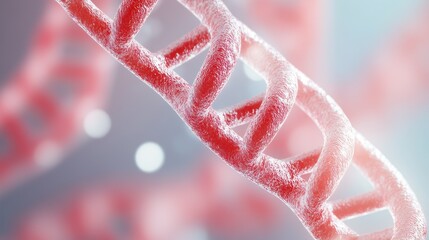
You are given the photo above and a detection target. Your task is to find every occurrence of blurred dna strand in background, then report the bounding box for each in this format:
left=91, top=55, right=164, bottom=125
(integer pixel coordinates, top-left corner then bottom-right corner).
left=0, top=0, right=115, bottom=194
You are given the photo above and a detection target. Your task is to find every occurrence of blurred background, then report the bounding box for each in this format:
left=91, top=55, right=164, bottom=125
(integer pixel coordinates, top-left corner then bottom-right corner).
left=0, top=0, right=428, bottom=239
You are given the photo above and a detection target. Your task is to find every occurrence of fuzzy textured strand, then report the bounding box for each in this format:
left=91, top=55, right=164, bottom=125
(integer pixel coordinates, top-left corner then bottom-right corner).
left=54, top=0, right=426, bottom=239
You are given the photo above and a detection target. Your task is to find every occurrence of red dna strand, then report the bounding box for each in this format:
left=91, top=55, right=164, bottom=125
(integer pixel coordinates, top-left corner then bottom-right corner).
left=0, top=1, right=113, bottom=193
left=55, top=0, right=426, bottom=239
left=14, top=160, right=281, bottom=240
left=248, top=0, right=429, bottom=159
left=246, top=0, right=326, bottom=157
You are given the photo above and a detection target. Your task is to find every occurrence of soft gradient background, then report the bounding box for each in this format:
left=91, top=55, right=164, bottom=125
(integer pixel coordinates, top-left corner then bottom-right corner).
left=0, top=0, right=428, bottom=239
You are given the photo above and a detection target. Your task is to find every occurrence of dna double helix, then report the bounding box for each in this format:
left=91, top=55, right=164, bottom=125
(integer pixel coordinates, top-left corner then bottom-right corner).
left=0, top=1, right=113, bottom=193
left=39, top=0, right=429, bottom=239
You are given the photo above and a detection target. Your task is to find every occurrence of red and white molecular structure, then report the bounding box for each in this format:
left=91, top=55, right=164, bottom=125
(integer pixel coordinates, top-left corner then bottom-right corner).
left=0, top=1, right=114, bottom=193
left=22, top=0, right=427, bottom=239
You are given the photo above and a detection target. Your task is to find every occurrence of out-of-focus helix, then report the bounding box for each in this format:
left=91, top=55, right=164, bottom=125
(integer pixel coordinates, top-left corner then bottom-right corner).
left=54, top=0, right=426, bottom=239
left=249, top=0, right=429, bottom=119
left=14, top=160, right=281, bottom=240
left=0, top=1, right=113, bottom=193
left=248, top=0, right=326, bottom=79
left=343, top=4, right=429, bottom=117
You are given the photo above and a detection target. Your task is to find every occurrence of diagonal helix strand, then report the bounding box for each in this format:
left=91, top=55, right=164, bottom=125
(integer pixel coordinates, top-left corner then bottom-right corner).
left=55, top=0, right=426, bottom=239
left=0, top=1, right=113, bottom=194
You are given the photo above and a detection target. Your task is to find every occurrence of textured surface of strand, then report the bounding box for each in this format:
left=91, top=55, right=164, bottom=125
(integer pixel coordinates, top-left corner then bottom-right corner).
left=12, top=160, right=281, bottom=240
left=249, top=3, right=429, bottom=237
left=0, top=1, right=113, bottom=194
left=54, top=0, right=426, bottom=239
